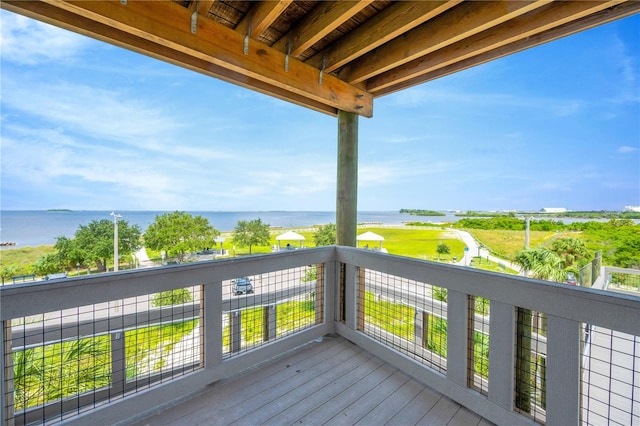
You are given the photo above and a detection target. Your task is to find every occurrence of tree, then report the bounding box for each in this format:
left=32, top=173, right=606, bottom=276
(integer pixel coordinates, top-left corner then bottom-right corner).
left=314, top=223, right=336, bottom=246
left=436, top=242, right=450, bottom=260
left=549, top=237, right=590, bottom=271
left=513, top=247, right=565, bottom=282
left=232, top=218, right=270, bottom=254
left=144, top=211, right=219, bottom=263
left=32, top=253, right=65, bottom=277
left=55, top=219, right=142, bottom=272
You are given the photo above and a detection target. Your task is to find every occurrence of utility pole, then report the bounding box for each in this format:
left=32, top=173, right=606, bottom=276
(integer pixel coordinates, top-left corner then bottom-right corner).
left=111, top=212, right=122, bottom=271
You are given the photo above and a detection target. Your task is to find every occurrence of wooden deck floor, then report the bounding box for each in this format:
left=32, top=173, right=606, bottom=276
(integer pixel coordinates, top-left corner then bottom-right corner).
left=133, top=336, right=494, bottom=426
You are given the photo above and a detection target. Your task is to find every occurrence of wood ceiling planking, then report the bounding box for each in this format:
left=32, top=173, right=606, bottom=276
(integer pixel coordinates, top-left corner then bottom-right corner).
left=1, top=0, right=638, bottom=117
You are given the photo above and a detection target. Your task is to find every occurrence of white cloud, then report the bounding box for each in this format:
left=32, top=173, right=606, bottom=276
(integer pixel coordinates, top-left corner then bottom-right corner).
left=617, top=145, right=638, bottom=153
left=387, top=85, right=585, bottom=117
left=0, top=11, right=90, bottom=64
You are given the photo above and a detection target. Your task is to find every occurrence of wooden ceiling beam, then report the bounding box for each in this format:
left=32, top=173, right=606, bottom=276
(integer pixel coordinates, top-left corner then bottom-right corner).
left=235, top=0, right=293, bottom=40
left=271, top=0, right=373, bottom=58
left=339, top=0, right=553, bottom=85
left=367, top=0, right=626, bottom=93
left=199, top=1, right=216, bottom=16
left=0, top=0, right=338, bottom=116
left=305, top=0, right=462, bottom=74
left=373, top=1, right=640, bottom=98
left=5, top=0, right=372, bottom=117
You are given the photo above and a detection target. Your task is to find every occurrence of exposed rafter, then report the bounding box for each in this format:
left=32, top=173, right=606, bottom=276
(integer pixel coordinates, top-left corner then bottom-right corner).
left=372, top=1, right=640, bottom=98
left=2, top=0, right=372, bottom=117
left=367, top=0, right=627, bottom=94
left=1, top=0, right=637, bottom=116
left=305, top=0, right=462, bottom=73
left=236, top=0, right=292, bottom=41
left=338, top=0, right=554, bottom=85
left=271, top=0, right=374, bottom=58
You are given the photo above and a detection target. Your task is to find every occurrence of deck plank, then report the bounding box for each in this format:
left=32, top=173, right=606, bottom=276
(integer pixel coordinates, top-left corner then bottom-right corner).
left=133, top=336, right=494, bottom=426
left=231, top=348, right=375, bottom=424
left=193, top=342, right=363, bottom=424
left=417, top=396, right=462, bottom=426
left=261, top=354, right=384, bottom=424
left=354, top=378, right=426, bottom=425
left=385, top=386, right=442, bottom=425
left=327, top=369, right=410, bottom=425
left=295, top=363, right=396, bottom=424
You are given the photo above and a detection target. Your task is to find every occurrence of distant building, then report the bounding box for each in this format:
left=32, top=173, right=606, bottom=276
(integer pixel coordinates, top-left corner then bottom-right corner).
left=624, top=206, right=640, bottom=212
left=541, top=207, right=568, bottom=213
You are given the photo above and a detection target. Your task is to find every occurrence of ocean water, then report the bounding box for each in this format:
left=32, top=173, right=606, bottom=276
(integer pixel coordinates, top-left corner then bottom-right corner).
left=0, top=210, right=454, bottom=248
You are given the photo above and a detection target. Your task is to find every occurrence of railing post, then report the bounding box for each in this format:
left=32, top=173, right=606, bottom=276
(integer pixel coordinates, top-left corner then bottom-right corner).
left=325, top=261, right=337, bottom=326
left=2, top=320, right=14, bottom=426
left=109, top=310, right=126, bottom=395
left=262, top=305, right=277, bottom=341
left=357, top=267, right=365, bottom=331
left=447, top=290, right=469, bottom=387
left=315, top=264, right=325, bottom=324
left=204, top=282, right=222, bottom=368
left=110, top=331, right=125, bottom=395
left=230, top=311, right=241, bottom=353
left=488, top=300, right=516, bottom=411
left=343, top=264, right=357, bottom=330
left=546, top=314, right=581, bottom=425
left=414, top=308, right=424, bottom=347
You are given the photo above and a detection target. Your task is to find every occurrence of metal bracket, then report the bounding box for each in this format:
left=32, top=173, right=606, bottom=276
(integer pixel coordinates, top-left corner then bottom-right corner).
left=244, top=19, right=251, bottom=55
left=285, top=40, right=291, bottom=72
left=191, top=11, right=198, bottom=33
left=120, top=0, right=127, bottom=4
left=319, top=56, right=326, bottom=85
left=191, top=0, right=199, bottom=34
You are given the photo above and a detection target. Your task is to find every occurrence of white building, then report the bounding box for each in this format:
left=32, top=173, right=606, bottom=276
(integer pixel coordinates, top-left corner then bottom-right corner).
left=624, top=206, right=640, bottom=212
left=541, top=207, right=568, bottom=213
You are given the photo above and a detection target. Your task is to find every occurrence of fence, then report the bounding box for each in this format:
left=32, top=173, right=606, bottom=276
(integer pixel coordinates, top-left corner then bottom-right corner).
left=2, top=247, right=639, bottom=426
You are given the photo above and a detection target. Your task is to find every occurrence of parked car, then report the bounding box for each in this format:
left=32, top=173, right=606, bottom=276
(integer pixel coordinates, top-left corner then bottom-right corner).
left=232, top=277, right=253, bottom=295
left=565, top=272, right=578, bottom=286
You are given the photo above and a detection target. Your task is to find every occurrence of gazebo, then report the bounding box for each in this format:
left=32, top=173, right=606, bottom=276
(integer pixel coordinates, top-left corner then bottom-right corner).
left=275, top=230, right=305, bottom=250
left=357, top=231, right=385, bottom=250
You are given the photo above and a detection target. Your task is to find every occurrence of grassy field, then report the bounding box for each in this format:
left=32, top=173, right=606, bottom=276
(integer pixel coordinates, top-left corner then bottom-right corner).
left=468, top=229, right=579, bottom=259
left=1, top=245, right=55, bottom=270
left=222, top=226, right=466, bottom=260
left=1, top=226, right=577, bottom=274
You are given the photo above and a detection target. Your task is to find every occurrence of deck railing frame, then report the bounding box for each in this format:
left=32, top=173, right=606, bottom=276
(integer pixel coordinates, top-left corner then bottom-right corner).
left=1, top=246, right=639, bottom=426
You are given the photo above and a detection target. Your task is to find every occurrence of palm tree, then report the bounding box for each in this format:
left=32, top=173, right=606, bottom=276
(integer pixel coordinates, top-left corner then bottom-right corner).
left=514, top=247, right=565, bottom=281
left=549, top=237, right=590, bottom=271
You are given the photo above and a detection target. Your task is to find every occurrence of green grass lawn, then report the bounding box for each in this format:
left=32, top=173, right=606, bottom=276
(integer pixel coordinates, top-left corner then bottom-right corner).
left=224, top=226, right=467, bottom=260
left=467, top=229, right=579, bottom=259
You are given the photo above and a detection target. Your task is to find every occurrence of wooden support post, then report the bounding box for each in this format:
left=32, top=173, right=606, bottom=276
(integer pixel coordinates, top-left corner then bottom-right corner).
left=336, top=110, right=358, bottom=247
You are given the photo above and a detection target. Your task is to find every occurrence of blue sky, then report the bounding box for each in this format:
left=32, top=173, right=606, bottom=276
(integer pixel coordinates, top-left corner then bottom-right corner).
left=1, top=10, right=638, bottom=212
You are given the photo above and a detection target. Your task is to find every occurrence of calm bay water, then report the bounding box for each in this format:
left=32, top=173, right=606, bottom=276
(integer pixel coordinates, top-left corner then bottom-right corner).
left=0, top=210, right=444, bottom=248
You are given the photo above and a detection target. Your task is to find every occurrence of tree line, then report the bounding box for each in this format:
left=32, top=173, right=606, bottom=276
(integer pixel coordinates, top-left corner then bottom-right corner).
left=454, top=217, right=639, bottom=269
left=2, top=213, right=338, bottom=280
